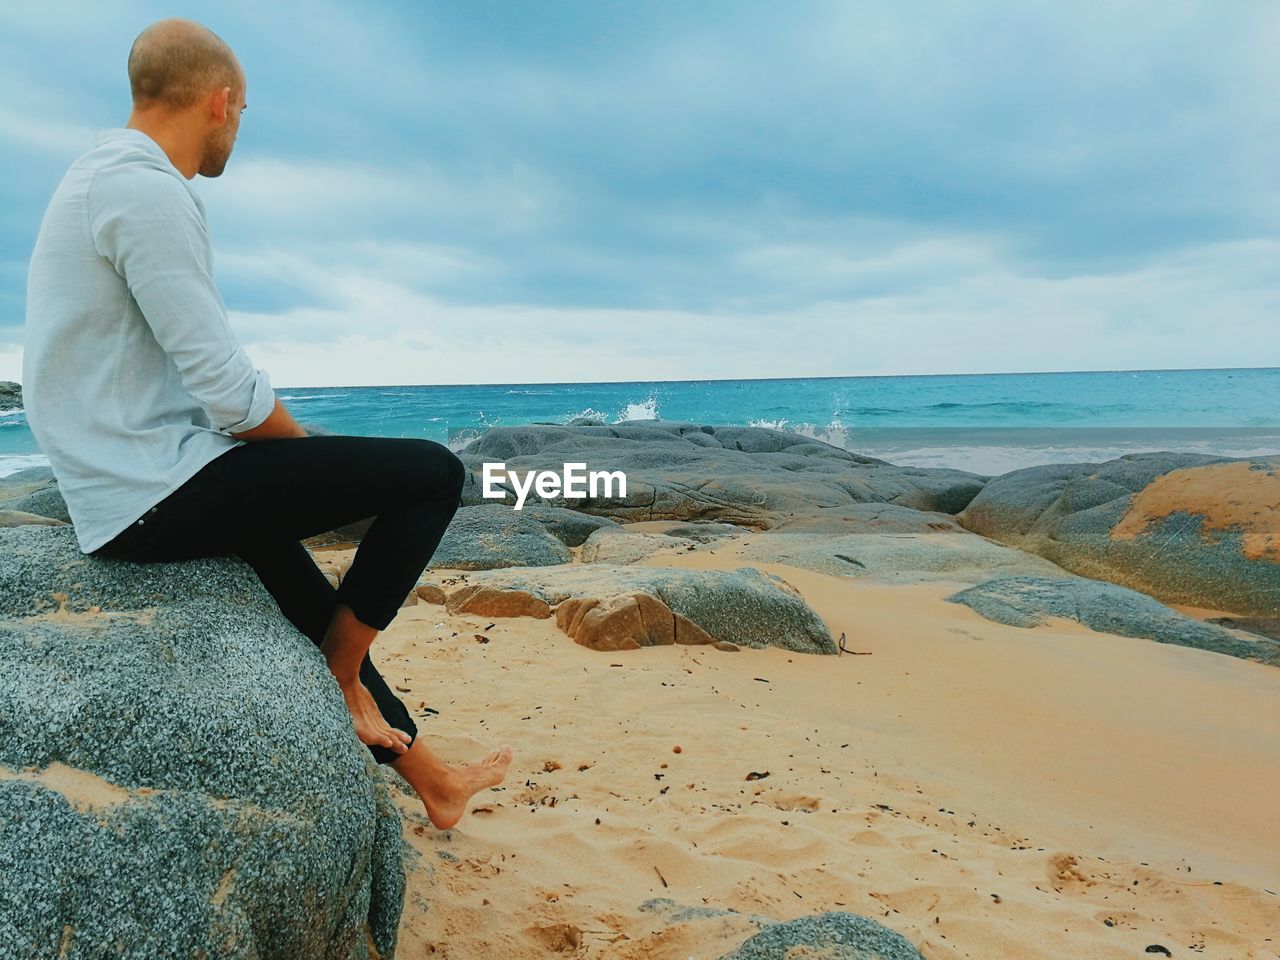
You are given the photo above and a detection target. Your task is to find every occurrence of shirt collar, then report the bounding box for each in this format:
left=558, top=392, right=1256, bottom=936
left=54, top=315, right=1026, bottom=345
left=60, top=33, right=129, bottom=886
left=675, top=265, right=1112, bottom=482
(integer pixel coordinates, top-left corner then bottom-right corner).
left=95, top=127, right=169, bottom=160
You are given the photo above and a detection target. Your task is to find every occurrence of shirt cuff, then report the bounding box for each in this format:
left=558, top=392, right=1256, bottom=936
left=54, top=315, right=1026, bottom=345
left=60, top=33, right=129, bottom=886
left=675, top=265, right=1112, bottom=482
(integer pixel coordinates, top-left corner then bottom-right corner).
left=218, top=368, right=276, bottom=435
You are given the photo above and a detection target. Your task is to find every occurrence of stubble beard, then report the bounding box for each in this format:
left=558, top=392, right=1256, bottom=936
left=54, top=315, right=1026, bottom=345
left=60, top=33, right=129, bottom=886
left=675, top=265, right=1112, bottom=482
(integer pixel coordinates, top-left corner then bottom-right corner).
left=198, top=127, right=233, bottom=178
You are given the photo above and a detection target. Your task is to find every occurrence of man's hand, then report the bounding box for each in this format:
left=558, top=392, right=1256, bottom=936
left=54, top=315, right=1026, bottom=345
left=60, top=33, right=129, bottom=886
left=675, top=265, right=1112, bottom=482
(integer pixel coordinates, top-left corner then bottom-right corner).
left=229, top=396, right=309, bottom=441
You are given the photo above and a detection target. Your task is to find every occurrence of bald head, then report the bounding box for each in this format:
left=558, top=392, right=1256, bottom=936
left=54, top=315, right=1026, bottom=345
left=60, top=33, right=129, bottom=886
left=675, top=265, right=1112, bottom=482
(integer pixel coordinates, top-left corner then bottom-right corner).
left=127, top=18, right=242, bottom=112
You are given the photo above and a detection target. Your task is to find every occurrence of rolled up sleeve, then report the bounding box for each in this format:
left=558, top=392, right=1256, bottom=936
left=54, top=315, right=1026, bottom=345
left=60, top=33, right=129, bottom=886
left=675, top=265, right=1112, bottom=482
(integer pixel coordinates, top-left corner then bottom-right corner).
left=88, top=164, right=275, bottom=435
left=219, top=365, right=276, bottom=434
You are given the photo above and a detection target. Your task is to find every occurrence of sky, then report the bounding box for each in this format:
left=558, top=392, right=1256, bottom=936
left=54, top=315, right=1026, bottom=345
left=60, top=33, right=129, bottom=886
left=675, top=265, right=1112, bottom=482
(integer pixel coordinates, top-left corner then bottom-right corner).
left=2, top=0, right=1278, bottom=387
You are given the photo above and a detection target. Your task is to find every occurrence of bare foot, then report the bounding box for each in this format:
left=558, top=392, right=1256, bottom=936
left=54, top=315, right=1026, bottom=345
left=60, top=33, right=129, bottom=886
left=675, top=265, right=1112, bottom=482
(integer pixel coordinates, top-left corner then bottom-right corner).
left=399, top=744, right=514, bottom=830
left=336, top=676, right=412, bottom=754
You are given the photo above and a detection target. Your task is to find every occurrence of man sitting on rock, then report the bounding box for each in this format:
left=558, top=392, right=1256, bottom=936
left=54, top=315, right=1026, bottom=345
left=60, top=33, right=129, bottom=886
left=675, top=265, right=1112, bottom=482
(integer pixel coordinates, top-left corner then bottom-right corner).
left=22, top=16, right=511, bottom=830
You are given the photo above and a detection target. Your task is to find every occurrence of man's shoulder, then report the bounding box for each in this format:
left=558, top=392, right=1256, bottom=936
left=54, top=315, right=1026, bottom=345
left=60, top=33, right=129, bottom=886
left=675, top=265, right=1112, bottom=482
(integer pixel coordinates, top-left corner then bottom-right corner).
left=84, top=139, right=199, bottom=215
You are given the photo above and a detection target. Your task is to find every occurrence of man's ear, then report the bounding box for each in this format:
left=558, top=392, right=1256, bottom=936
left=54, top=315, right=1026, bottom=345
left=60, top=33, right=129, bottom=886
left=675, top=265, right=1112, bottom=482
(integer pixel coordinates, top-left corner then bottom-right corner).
left=210, top=85, right=230, bottom=123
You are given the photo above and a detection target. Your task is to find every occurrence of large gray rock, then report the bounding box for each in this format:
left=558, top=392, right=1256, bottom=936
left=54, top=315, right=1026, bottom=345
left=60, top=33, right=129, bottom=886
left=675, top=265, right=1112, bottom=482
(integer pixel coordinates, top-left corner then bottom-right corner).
left=0, top=466, right=59, bottom=511
left=0, top=510, right=64, bottom=528
left=719, top=912, right=925, bottom=960
left=0, top=465, right=54, bottom=485
left=506, top=503, right=623, bottom=547
left=4, top=485, right=71, bottom=523
left=1206, top=616, right=1280, bottom=642
left=579, top=526, right=696, bottom=565
left=741, top=532, right=1067, bottom=584
left=434, top=563, right=836, bottom=654
left=0, top=380, right=20, bottom=412
left=457, top=421, right=987, bottom=527
left=661, top=521, right=749, bottom=542
left=947, top=575, right=1280, bottom=665
left=303, top=502, right=620, bottom=553
left=0, top=526, right=406, bottom=959
left=429, top=504, right=572, bottom=570
left=959, top=453, right=1280, bottom=617
left=763, top=502, right=965, bottom=535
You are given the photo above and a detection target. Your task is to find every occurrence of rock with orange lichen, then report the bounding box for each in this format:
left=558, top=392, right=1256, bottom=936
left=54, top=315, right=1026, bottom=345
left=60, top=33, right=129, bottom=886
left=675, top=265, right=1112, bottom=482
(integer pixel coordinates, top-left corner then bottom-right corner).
left=430, top=564, right=835, bottom=654
left=959, top=453, right=1280, bottom=617
left=445, top=583, right=552, bottom=619
left=414, top=582, right=447, bottom=605
left=555, top=592, right=716, bottom=650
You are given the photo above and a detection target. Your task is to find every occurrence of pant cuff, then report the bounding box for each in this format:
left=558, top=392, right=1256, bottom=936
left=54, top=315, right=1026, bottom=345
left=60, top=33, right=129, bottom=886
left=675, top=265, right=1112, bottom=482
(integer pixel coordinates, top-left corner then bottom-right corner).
left=334, top=581, right=396, bottom=632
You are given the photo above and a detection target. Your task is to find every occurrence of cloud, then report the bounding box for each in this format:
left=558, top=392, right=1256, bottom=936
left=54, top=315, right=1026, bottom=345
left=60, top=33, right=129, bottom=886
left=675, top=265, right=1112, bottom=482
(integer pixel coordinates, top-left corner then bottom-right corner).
left=0, top=106, right=95, bottom=157
left=3, top=0, right=1279, bottom=384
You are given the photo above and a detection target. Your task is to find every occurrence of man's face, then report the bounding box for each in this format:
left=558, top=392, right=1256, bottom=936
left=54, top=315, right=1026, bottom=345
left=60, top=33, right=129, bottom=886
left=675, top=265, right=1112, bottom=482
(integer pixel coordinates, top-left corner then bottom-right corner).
left=198, top=74, right=245, bottom=178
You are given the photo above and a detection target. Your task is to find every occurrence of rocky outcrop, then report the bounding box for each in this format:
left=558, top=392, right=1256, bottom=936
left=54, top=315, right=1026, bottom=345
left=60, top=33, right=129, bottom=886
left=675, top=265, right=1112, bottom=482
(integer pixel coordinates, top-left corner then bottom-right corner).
left=428, top=504, right=573, bottom=569
left=740, top=531, right=1067, bottom=583
left=719, top=912, right=925, bottom=960
left=947, top=575, right=1280, bottom=665
left=419, top=563, right=836, bottom=654
left=457, top=421, right=988, bottom=525
left=0, top=466, right=59, bottom=513
left=0, top=381, right=21, bottom=412
left=504, top=504, right=623, bottom=547
left=1206, top=616, right=1280, bottom=642
left=0, top=510, right=64, bottom=528
left=762, top=501, right=965, bottom=535
left=958, top=453, right=1280, bottom=617
left=3, top=485, right=71, bottom=523
left=0, top=526, right=406, bottom=959
left=579, top=526, right=697, bottom=564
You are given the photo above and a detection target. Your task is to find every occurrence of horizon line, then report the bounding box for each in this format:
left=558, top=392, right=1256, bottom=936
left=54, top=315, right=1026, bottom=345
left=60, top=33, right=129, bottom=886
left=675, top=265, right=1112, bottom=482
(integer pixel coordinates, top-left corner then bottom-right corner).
left=264, top=364, right=1280, bottom=391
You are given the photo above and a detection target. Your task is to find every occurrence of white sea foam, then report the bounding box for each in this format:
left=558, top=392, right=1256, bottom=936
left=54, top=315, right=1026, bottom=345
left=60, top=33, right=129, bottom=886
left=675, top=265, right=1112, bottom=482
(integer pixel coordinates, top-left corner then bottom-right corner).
left=0, top=453, right=51, bottom=478
left=617, top=396, right=659, bottom=422
left=853, top=443, right=1278, bottom=475
left=560, top=406, right=613, bottom=424
left=744, top=419, right=1280, bottom=474
left=751, top=417, right=851, bottom=451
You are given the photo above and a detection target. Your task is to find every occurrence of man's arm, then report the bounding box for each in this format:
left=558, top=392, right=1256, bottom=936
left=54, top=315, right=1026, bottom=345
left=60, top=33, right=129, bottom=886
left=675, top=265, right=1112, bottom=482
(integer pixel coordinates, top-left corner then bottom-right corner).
left=229, top=395, right=309, bottom=441
left=88, top=162, right=275, bottom=436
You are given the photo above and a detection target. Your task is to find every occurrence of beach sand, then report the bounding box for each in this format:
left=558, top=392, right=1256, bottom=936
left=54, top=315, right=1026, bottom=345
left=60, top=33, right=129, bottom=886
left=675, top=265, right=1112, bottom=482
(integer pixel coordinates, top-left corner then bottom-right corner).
left=322, top=530, right=1280, bottom=959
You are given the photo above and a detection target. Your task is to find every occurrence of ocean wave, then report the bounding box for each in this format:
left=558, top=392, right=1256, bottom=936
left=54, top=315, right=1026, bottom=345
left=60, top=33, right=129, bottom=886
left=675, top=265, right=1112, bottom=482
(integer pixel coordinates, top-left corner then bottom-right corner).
left=925, top=400, right=1065, bottom=410
left=279, top=393, right=348, bottom=401
left=617, top=396, right=660, bottom=422
left=748, top=418, right=852, bottom=451
left=0, top=453, right=51, bottom=478
left=560, top=407, right=612, bottom=424
left=856, top=441, right=1280, bottom=476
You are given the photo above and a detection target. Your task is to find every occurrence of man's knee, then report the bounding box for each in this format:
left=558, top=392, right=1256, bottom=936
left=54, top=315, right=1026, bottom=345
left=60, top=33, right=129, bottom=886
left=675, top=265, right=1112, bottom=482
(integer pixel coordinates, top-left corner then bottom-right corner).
left=448, top=449, right=466, bottom=505
left=413, top=439, right=466, bottom=504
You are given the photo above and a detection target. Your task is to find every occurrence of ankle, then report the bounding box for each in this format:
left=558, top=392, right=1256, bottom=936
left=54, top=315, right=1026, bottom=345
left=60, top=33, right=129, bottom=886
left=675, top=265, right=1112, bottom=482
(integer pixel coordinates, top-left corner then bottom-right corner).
left=327, top=663, right=361, bottom=688
left=392, top=751, right=455, bottom=787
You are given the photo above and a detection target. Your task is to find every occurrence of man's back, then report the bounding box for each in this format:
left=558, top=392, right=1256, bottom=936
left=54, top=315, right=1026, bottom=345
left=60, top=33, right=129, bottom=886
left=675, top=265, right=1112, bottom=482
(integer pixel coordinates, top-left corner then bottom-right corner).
left=23, top=127, right=275, bottom=554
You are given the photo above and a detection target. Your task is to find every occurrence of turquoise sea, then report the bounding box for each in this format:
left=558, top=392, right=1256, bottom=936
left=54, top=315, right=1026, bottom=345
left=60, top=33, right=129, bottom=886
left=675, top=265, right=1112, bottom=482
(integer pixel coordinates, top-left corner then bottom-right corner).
left=2, top=367, right=1278, bottom=477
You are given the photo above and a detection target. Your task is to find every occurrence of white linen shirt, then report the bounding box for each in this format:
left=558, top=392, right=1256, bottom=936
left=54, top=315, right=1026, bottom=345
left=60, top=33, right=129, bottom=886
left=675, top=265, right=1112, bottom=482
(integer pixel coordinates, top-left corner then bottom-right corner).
left=22, top=127, right=275, bottom=554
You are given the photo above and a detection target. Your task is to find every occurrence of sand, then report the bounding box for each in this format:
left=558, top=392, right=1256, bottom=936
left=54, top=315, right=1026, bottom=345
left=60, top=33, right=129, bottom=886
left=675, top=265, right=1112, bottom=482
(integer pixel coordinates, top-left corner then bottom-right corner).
left=324, top=531, right=1280, bottom=959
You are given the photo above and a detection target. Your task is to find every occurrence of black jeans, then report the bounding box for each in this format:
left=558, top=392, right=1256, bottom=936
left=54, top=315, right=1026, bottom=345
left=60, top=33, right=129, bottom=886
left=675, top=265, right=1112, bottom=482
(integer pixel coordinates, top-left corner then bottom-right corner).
left=91, top=435, right=466, bottom=765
